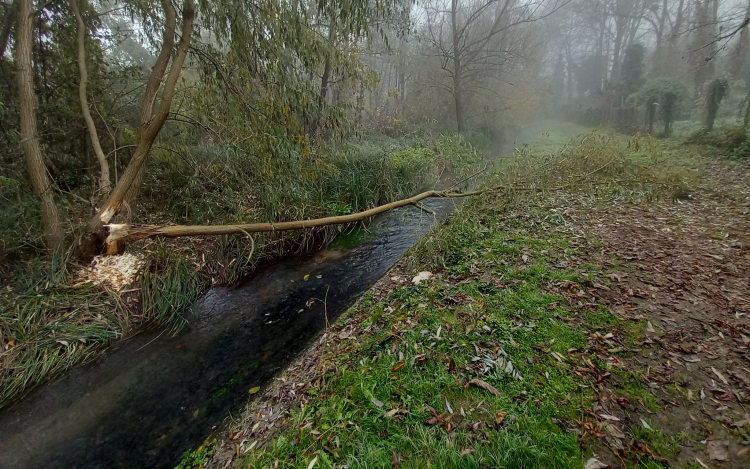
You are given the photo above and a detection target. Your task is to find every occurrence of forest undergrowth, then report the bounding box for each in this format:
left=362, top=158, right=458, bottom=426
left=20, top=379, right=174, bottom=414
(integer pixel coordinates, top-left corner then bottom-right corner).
left=192, top=126, right=749, bottom=469
left=0, top=131, right=484, bottom=409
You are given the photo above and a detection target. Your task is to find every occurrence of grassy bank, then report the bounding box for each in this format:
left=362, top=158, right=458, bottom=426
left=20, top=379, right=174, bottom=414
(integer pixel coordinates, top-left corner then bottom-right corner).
left=191, top=127, right=710, bottom=468
left=0, top=132, right=483, bottom=409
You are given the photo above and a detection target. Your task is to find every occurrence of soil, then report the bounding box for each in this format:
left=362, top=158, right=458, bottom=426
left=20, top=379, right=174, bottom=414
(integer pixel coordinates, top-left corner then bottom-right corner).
left=563, top=163, right=750, bottom=468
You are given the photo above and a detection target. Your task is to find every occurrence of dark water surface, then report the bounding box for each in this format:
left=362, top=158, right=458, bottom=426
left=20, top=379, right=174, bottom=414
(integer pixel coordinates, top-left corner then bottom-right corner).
left=0, top=197, right=460, bottom=469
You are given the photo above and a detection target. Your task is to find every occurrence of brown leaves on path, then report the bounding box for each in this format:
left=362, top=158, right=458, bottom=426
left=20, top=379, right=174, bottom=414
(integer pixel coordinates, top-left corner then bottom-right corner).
left=558, top=163, right=750, bottom=468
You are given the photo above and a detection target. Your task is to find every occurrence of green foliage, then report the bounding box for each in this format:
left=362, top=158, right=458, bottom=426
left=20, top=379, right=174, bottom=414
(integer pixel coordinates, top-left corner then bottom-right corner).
left=685, top=125, right=748, bottom=156
left=175, top=440, right=217, bottom=469
left=459, top=130, right=493, bottom=151
left=139, top=246, right=205, bottom=332
left=628, top=78, right=690, bottom=135
left=619, top=43, right=646, bottom=98
left=733, top=140, right=750, bottom=159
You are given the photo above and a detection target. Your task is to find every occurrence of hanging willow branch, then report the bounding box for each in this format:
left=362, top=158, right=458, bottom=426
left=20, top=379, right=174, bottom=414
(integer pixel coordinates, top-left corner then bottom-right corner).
left=104, top=185, right=516, bottom=249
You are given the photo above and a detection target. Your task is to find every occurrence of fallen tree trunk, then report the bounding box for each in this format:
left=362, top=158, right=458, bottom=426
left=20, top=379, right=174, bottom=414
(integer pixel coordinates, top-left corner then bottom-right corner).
left=105, top=186, right=505, bottom=249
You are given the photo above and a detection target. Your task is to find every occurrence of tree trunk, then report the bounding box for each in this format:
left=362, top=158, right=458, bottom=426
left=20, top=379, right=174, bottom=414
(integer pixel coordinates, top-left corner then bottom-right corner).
left=451, top=0, right=465, bottom=133
left=70, top=0, right=110, bottom=196
left=565, top=44, right=574, bottom=104
left=355, top=81, right=364, bottom=126
left=730, top=0, right=750, bottom=79
left=17, top=0, right=64, bottom=251
left=320, top=57, right=331, bottom=100
left=610, top=19, right=625, bottom=86
left=36, top=10, right=49, bottom=104
left=84, top=0, right=195, bottom=255
left=453, top=71, right=465, bottom=132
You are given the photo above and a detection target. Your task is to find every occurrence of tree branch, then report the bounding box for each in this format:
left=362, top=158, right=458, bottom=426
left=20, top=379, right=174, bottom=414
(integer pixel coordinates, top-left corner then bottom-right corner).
left=105, top=185, right=514, bottom=246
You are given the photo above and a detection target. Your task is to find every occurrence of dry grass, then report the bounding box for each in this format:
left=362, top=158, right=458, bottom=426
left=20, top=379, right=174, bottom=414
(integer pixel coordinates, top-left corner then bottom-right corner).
left=410, top=129, right=702, bottom=272
left=497, top=129, right=701, bottom=201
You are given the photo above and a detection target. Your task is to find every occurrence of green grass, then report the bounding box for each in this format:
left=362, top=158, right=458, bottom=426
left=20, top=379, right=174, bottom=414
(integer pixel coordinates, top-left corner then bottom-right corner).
left=231, top=207, right=594, bottom=469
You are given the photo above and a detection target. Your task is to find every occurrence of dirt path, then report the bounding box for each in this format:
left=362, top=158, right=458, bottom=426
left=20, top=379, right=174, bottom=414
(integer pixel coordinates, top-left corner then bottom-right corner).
left=564, top=163, right=750, bottom=467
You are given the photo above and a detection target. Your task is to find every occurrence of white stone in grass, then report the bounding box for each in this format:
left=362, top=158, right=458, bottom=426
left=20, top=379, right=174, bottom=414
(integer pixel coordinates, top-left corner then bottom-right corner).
left=584, top=458, right=610, bottom=469
left=412, top=271, right=433, bottom=285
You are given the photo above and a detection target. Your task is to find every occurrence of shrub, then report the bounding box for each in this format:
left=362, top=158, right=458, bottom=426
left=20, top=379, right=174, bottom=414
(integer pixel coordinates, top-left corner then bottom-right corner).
left=733, top=140, right=750, bottom=159
left=705, top=77, right=730, bottom=132
left=628, top=78, right=690, bottom=135
left=685, top=125, right=748, bottom=155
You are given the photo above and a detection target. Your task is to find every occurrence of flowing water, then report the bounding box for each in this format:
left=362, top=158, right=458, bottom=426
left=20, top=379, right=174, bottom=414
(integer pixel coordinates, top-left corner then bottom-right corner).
left=0, top=197, right=461, bottom=469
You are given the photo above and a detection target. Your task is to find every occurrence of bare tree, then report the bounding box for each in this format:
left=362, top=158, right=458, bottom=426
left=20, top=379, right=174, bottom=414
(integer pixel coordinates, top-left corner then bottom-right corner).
left=16, top=0, right=64, bottom=251
left=422, top=0, right=561, bottom=132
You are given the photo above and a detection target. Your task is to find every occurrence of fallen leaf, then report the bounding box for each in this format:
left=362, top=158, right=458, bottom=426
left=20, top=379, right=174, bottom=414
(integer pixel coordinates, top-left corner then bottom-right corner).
left=460, top=448, right=475, bottom=457
left=731, top=418, right=748, bottom=428
left=371, top=397, right=384, bottom=408
left=602, top=423, right=626, bottom=439
left=391, top=362, right=405, bottom=372
left=695, top=457, right=709, bottom=469
left=385, top=409, right=399, bottom=418
left=307, top=456, right=318, bottom=469
left=468, top=378, right=503, bottom=397
left=392, top=452, right=401, bottom=468
left=496, top=411, right=507, bottom=425
left=707, top=440, right=729, bottom=461
left=711, top=367, right=729, bottom=385
left=641, top=418, right=653, bottom=431
left=303, top=274, right=310, bottom=281
left=248, top=386, right=261, bottom=394
left=599, top=414, right=621, bottom=422
left=646, top=321, right=656, bottom=333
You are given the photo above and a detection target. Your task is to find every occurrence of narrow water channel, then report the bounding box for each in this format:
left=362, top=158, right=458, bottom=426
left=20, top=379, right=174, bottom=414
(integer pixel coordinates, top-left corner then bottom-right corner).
left=0, top=132, right=530, bottom=469
left=0, top=196, right=461, bottom=469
